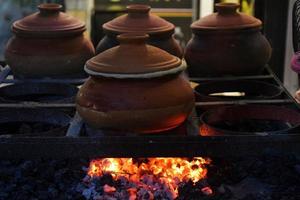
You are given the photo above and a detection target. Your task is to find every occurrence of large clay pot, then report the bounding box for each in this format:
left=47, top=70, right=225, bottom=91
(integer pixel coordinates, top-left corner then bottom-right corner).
left=96, top=4, right=183, bottom=58
left=185, top=3, right=272, bottom=77
left=5, top=3, right=95, bottom=78
left=77, top=34, right=194, bottom=133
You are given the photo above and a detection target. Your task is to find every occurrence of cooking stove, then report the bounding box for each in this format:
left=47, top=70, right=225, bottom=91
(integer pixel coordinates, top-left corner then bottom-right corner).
left=0, top=65, right=299, bottom=159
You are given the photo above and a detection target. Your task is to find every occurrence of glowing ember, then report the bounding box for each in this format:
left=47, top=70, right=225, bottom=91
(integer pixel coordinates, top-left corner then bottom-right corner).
left=87, top=157, right=211, bottom=198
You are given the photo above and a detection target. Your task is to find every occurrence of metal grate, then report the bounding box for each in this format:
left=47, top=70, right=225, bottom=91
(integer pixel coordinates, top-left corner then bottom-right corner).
left=0, top=65, right=299, bottom=158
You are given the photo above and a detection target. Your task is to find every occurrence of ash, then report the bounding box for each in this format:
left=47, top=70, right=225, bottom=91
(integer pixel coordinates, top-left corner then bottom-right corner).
left=1, top=151, right=300, bottom=200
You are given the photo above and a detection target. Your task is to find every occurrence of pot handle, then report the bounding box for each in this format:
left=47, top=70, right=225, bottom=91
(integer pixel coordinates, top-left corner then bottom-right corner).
left=38, top=3, right=62, bottom=15
left=127, top=4, right=151, bottom=17
left=215, top=3, right=240, bottom=15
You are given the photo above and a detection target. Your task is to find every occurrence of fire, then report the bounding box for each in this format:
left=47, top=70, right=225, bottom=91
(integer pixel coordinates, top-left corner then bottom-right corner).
left=87, top=157, right=211, bottom=198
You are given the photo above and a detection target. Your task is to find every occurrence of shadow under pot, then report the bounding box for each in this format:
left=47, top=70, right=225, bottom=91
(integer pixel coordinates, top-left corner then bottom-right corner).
left=5, top=3, right=95, bottom=79
left=0, top=83, right=78, bottom=103
left=96, top=4, right=183, bottom=58
left=200, top=105, right=300, bottom=136
left=184, top=3, right=272, bottom=77
left=0, top=108, right=71, bottom=137
left=194, top=80, right=282, bottom=102
left=77, top=34, right=194, bottom=134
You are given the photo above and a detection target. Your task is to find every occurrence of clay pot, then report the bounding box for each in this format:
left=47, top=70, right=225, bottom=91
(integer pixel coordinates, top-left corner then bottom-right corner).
left=185, top=3, right=272, bottom=77
left=77, top=33, right=194, bottom=133
left=96, top=4, right=183, bottom=58
left=5, top=3, right=95, bottom=78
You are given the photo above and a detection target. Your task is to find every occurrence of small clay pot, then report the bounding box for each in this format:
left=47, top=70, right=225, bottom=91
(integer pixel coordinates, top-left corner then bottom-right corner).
left=5, top=3, right=95, bottom=78
left=96, top=4, right=183, bottom=58
left=77, top=34, right=194, bottom=133
left=185, top=3, right=272, bottom=77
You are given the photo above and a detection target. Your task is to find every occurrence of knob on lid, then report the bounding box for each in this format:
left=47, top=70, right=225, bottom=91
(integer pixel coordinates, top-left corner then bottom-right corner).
left=86, top=33, right=182, bottom=76
left=103, top=4, right=174, bottom=35
left=13, top=3, right=85, bottom=37
left=191, top=3, right=262, bottom=31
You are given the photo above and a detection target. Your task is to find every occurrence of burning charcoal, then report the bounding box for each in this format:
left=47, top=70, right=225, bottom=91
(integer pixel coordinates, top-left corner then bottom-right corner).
left=95, top=174, right=114, bottom=187
left=128, top=188, right=137, bottom=200
left=140, top=174, right=154, bottom=186
left=83, top=175, right=91, bottom=183
left=103, top=184, right=116, bottom=193
left=137, top=188, right=154, bottom=200
left=94, top=195, right=117, bottom=200
left=2, top=154, right=300, bottom=200
left=115, top=176, right=130, bottom=187
left=177, top=181, right=202, bottom=200
left=195, top=179, right=210, bottom=189
left=153, top=190, right=172, bottom=200
left=112, top=190, right=129, bottom=200
left=201, top=186, right=213, bottom=196
left=165, top=189, right=177, bottom=200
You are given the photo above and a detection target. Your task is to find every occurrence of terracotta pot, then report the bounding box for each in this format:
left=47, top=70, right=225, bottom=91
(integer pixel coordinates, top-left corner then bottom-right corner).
left=96, top=4, right=183, bottom=58
left=77, top=34, right=194, bottom=133
left=185, top=3, right=272, bottom=77
left=5, top=3, right=95, bottom=78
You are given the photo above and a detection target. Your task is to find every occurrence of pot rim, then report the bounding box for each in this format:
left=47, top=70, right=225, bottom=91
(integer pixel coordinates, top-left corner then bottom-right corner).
left=84, top=63, right=186, bottom=79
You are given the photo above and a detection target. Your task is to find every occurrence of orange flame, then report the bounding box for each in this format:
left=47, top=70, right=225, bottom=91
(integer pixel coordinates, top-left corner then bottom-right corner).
left=88, top=157, right=211, bottom=197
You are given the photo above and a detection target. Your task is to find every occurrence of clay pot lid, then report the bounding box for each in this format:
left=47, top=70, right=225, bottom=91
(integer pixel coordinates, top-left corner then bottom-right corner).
left=85, top=33, right=182, bottom=78
left=191, top=3, right=262, bottom=31
left=12, top=3, right=85, bottom=37
left=103, top=4, right=174, bottom=36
